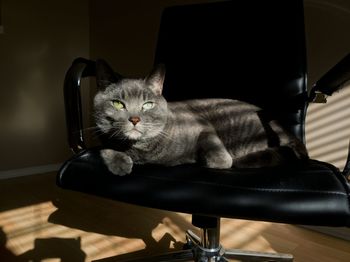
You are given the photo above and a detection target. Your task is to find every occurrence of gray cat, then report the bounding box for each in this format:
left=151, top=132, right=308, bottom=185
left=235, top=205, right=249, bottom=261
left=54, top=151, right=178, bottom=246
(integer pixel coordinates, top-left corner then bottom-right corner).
left=94, top=59, right=308, bottom=176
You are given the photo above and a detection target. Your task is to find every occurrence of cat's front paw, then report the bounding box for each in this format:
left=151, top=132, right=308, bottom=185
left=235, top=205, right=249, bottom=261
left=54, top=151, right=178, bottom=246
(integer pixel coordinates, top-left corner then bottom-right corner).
left=203, top=150, right=233, bottom=169
left=100, top=149, right=133, bottom=176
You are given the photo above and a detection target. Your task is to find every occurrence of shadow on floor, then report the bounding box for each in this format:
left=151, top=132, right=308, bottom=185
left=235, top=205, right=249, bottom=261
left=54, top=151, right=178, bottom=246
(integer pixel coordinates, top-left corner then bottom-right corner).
left=19, top=237, right=87, bottom=262
left=48, top=188, right=194, bottom=260
left=0, top=227, right=24, bottom=262
left=0, top=173, right=195, bottom=261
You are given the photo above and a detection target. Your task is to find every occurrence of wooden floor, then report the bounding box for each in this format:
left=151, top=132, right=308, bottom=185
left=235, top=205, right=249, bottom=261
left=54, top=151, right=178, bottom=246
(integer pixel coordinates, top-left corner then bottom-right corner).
left=0, top=172, right=350, bottom=262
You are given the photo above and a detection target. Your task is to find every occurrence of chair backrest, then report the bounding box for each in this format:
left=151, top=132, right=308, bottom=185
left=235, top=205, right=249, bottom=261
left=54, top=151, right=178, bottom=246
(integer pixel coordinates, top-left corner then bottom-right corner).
left=154, top=0, right=308, bottom=142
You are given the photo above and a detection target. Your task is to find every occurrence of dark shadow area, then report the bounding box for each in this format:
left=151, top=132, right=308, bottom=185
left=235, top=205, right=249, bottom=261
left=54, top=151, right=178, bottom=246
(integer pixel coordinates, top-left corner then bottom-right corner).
left=0, top=227, right=24, bottom=262
left=0, top=174, right=90, bottom=261
left=48, top=188, right=194, bottom=260
left=18, top=237, right=86, bottom=262
left=0, top=172, right=195, bottom=261
left=91, top=232, right=185, bottom=262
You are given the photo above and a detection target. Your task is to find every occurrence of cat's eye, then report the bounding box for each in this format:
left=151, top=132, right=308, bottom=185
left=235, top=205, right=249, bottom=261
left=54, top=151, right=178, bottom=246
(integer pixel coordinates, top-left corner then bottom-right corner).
left=112, top=100, right=125, bottom=110
left=142, top=101, right=155, bottom=111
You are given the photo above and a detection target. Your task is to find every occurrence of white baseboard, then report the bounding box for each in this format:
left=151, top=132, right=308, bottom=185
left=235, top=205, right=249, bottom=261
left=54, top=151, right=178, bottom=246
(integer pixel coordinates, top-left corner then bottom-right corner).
left=0, top=163, right=62, bottom=180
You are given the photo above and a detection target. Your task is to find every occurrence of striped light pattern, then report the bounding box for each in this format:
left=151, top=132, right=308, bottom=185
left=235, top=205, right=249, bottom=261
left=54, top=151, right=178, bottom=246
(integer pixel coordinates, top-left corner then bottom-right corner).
left=306, top=84, right=350, bottom=170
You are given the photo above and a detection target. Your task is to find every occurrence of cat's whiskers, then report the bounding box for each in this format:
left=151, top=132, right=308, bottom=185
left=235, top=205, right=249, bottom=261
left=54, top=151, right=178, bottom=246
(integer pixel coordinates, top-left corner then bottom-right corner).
left=135, top=122, right=177, bottom=143
left=109, top=128, right=123, bottom=139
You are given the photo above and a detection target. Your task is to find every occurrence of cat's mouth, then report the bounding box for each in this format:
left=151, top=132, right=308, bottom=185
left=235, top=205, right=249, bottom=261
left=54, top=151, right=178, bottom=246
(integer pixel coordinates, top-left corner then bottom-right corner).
left=125, top=128, right=143, bottom=140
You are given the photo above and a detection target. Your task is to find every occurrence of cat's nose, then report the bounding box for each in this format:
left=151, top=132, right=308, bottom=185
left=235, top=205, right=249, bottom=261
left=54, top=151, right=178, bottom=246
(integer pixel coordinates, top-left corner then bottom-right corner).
left=129, top=116, right=141, bottom=126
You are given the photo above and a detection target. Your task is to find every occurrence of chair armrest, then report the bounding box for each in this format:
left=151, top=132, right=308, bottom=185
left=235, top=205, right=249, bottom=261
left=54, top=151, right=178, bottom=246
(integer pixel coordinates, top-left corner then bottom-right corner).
left=63, top=58, right=96, bottom=154
left=310, top=53, right=350, bottom=102
left=340, top=115, right=350, bottom=181
left=343, top=140, right=350, bottom=182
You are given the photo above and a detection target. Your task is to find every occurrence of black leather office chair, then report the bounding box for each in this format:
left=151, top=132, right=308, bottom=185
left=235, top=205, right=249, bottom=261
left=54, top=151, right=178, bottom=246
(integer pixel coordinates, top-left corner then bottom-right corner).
left=58, top=1, right=350, bottom=261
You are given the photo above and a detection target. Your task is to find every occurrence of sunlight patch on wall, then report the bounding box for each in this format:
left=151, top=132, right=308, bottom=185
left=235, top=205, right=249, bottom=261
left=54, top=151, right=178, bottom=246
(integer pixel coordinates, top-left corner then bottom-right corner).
left=306, top=85, right=350, bottom=170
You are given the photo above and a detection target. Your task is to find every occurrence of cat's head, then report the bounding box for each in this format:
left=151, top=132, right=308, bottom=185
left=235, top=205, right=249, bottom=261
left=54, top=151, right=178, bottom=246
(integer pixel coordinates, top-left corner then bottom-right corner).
left=93, top=59, right=168, bottom=141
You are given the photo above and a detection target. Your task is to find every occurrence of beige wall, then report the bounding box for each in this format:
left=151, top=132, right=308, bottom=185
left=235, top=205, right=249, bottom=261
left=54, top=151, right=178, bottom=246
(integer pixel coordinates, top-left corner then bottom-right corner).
left=304, top=0, right=350, bottom=87
left=0, top=0, right=89, bottom=171
left=304, top=0, right=350, bottom=170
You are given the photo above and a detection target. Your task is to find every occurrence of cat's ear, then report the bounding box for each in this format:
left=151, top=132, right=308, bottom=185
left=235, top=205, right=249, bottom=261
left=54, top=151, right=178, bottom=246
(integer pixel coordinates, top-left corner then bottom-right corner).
left=96, top=59, right=122, bottom=89
left=145, top=64, right=166, bottom=96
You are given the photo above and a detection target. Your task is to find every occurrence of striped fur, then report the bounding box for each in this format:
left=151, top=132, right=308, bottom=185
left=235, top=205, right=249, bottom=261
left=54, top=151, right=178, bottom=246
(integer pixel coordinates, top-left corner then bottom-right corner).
left=94, top=60, right=308, bottom=175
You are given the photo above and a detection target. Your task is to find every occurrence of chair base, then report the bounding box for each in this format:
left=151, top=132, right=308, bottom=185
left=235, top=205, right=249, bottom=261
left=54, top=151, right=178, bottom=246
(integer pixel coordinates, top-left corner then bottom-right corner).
left=106, top=227, right=293, bottom=262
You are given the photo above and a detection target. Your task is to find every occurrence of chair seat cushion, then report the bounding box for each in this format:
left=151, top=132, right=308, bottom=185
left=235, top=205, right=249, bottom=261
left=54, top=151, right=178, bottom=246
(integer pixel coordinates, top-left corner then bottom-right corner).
left=57, top=148, right=350, bottom=227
